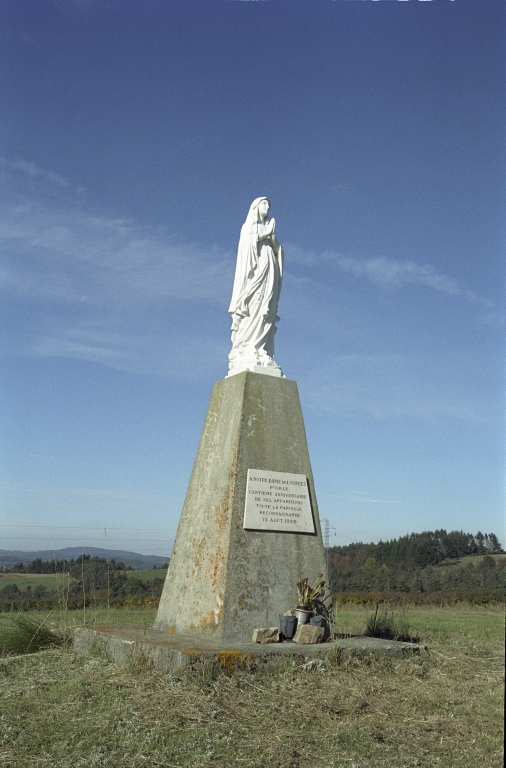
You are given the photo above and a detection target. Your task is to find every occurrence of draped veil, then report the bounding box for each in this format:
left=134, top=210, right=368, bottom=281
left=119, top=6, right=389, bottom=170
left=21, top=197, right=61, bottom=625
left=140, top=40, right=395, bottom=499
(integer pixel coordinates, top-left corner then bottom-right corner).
left=228, top=198, right=283, bottom=376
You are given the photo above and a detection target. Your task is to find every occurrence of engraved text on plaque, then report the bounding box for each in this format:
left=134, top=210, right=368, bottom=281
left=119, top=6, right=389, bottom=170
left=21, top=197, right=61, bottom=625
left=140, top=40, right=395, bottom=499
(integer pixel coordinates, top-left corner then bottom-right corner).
left=243, top=469, right=316, bottom=534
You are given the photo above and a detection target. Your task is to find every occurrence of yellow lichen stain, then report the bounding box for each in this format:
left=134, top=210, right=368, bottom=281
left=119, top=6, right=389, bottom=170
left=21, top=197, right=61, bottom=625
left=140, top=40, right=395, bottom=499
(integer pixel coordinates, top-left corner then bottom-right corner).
left=217, top=650, right=255, bottom=674
left=166, top=625, right=177, bottom=634
left=237, top=600, right=243, bottom=606
left=217, top=650, right=242, bottom=674
left=183, top=648, right=215, bottom=654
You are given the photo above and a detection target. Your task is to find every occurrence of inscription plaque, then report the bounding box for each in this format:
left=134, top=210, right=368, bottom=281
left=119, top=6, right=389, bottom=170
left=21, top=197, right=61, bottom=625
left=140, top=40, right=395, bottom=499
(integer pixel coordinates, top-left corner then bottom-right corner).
left=243, top=468, right=316, bottom=534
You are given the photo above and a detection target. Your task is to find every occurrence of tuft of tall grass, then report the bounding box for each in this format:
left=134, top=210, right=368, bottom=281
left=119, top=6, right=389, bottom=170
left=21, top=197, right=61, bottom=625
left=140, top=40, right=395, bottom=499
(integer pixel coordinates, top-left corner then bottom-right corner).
left=365, top=603, right=419, bottom=642
left=0, top=615, right=66, bottom=656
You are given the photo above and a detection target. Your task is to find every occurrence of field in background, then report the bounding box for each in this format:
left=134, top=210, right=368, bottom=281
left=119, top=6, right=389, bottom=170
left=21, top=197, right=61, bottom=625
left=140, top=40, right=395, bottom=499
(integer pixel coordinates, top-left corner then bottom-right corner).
left=0, top=606, right=157, bottom=634
left=0, top=568, right=166, bottom=593
left=334, top=603, right=504, bottom=641
left=125, top=568, right=167, bottom=582
left=0, top=572, right=76, bottom=591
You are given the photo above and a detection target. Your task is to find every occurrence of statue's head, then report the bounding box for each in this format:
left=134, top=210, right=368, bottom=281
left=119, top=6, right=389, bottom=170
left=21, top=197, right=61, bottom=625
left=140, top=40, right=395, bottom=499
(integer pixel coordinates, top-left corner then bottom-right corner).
left=257, top=198, right=270, bottom=220
left=246, top=197, right=270, bottom=224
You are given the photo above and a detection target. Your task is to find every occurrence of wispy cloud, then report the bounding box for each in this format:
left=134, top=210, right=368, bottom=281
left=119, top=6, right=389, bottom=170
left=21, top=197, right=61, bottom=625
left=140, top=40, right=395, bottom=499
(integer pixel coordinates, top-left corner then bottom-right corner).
left=1, top=180, right=232, bottom=307
left=3, top=159, right=69, bottom=188
left=23, top=325, right=230, bottom=377
left=1, top=158, right=501, bottom=413
left=296, top=352, right=502, bottom=425
left=0, top=158, right=232, bottom=377
left=335, top=254, right=495, bottom=310
left=349, top=492, right=400, bottom=504
left=289, top=244, right=497, bottom=313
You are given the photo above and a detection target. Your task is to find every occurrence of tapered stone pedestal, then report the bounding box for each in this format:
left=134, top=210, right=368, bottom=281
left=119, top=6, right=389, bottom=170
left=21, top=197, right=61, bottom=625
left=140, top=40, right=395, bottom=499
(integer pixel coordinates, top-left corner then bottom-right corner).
left=154, top=371, right=328, bottom=642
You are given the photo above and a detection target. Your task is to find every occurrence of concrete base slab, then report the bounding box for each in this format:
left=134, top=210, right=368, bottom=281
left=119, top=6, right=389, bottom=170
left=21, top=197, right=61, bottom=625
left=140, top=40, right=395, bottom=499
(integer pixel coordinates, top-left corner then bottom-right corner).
left=74, top=626, right=426, bottom=673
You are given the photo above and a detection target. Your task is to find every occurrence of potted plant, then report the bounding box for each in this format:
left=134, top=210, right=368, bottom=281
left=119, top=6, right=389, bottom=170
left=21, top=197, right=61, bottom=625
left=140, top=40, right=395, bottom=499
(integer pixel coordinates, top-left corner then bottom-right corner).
left=293, top=575, right=326, bottom=625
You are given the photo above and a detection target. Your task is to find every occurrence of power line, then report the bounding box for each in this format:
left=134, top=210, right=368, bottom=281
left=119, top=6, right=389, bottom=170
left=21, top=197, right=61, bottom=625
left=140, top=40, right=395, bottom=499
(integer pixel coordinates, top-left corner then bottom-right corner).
left=1, top=537, right=174, bottom=543
left=0, top=524, right=177, bottom=531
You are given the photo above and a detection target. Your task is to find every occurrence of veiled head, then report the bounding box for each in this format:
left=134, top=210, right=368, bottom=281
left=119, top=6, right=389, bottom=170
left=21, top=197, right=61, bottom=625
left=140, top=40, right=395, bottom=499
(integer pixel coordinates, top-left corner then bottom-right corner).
left=245, top=197, right=270, bottom=226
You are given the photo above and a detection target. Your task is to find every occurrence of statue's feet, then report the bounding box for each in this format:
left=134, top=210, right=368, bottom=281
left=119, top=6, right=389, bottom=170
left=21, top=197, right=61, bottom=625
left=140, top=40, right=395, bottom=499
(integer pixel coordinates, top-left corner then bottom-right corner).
left=227, top=352, right=284, bottom=379
left=258, top=356, right=281, bottom=370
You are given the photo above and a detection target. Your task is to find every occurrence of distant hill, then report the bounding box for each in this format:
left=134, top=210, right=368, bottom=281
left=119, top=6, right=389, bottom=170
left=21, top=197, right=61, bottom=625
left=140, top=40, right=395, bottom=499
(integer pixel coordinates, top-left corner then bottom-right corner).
left=0, top=547, right=169, bottom=571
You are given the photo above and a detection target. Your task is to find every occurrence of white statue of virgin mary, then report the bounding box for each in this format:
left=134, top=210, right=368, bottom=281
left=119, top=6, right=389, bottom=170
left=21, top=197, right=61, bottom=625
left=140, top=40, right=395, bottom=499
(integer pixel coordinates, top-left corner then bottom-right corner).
left=227, top=197, right=284, bottom=377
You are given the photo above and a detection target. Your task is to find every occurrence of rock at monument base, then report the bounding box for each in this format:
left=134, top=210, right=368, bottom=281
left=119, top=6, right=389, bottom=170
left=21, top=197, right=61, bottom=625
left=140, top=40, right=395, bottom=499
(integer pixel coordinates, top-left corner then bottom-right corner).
left=293, top=624, right=325, bottom=645
left=252, top=627, right=281, bottom=644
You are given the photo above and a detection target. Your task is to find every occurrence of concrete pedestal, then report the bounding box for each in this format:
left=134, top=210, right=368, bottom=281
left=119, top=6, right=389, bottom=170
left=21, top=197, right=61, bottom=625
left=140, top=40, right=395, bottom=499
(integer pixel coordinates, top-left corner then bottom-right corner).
left=154, top=371, right=328, bottom=642
left=74, top=626, right=427, bottom=673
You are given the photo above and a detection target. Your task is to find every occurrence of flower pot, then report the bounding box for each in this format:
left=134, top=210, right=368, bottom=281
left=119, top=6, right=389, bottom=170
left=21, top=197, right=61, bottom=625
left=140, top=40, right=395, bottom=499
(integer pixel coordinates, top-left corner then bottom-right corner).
left=293, top=608, right=312, bottom=625
left=279, top=614, right=297, bottom=641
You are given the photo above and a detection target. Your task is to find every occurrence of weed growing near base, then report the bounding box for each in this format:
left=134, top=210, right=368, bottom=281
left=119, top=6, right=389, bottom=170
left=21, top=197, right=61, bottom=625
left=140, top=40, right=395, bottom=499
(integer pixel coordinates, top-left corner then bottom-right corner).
left=0, top=605, right=503, bottom=767
left=364, top=603, right=419, bottom=642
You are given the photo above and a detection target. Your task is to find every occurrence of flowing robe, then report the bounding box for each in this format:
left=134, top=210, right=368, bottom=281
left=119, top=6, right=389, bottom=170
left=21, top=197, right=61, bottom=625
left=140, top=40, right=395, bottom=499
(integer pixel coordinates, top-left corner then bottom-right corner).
left=228, top=216, right=283, bottom=368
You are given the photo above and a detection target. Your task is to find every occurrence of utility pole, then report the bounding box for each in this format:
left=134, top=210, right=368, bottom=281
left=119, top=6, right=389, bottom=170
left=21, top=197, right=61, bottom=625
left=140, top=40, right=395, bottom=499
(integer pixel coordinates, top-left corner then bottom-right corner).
left=322, top=518, right=330, bottom=578
left=321, top=517, right=336, bottom=588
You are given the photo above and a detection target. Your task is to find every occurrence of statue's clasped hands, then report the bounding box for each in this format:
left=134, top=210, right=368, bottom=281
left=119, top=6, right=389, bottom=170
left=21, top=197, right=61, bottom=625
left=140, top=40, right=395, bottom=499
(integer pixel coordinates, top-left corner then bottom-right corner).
left=259, top=217, right=276, bottom=242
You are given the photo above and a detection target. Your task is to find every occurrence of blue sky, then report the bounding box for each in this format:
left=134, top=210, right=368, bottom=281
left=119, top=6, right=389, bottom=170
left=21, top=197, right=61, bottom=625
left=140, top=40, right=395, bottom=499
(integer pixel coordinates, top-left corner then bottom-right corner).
left=1, top=0, right=504, bottom=557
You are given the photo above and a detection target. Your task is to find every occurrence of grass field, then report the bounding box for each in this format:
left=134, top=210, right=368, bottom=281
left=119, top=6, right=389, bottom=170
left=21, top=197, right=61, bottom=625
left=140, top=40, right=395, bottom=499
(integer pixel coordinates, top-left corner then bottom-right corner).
left=0, top=603, right=503, bottom=767
left=334, top=603, right=504, bottom=641
left=0, top=572, right=76, bottom=591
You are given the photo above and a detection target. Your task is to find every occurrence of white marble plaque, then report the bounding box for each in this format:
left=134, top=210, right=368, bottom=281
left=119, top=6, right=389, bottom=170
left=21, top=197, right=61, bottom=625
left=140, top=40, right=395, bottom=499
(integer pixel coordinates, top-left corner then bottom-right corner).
left=243, top=469, right=315, bottom=533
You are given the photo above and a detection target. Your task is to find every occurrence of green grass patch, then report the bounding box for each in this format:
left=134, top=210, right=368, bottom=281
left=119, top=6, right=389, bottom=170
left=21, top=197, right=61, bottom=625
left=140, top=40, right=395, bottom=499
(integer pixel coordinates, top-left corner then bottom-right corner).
left=0, top=615, right=66, bottom=655
left=334, top=604, right=504, bottom=643
left=0, top=606, right=157, bottom=636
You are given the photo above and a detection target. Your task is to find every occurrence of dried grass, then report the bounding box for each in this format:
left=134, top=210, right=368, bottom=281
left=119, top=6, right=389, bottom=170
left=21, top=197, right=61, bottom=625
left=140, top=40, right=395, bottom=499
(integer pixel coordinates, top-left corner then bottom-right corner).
left=0, top=606, right=503, bottom=767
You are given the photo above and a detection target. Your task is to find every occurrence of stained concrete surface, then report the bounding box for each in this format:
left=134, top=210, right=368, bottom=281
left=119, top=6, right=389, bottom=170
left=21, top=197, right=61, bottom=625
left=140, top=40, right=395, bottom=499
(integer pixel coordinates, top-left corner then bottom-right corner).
left=74, top=626, right=427, bottom=673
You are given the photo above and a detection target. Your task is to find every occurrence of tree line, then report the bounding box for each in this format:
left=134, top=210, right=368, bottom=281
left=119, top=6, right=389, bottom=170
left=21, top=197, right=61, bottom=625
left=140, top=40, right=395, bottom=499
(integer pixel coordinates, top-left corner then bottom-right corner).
left=328, top=529, right=505, bottom=594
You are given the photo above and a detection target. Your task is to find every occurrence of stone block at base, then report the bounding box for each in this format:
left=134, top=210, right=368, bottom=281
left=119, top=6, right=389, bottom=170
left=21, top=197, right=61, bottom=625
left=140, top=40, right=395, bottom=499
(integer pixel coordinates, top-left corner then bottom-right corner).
left=74, top=626, right=426, bottom=673
left=293, top=624, right=324, bottom=644
left=252, top=627, right=281, bottom=644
